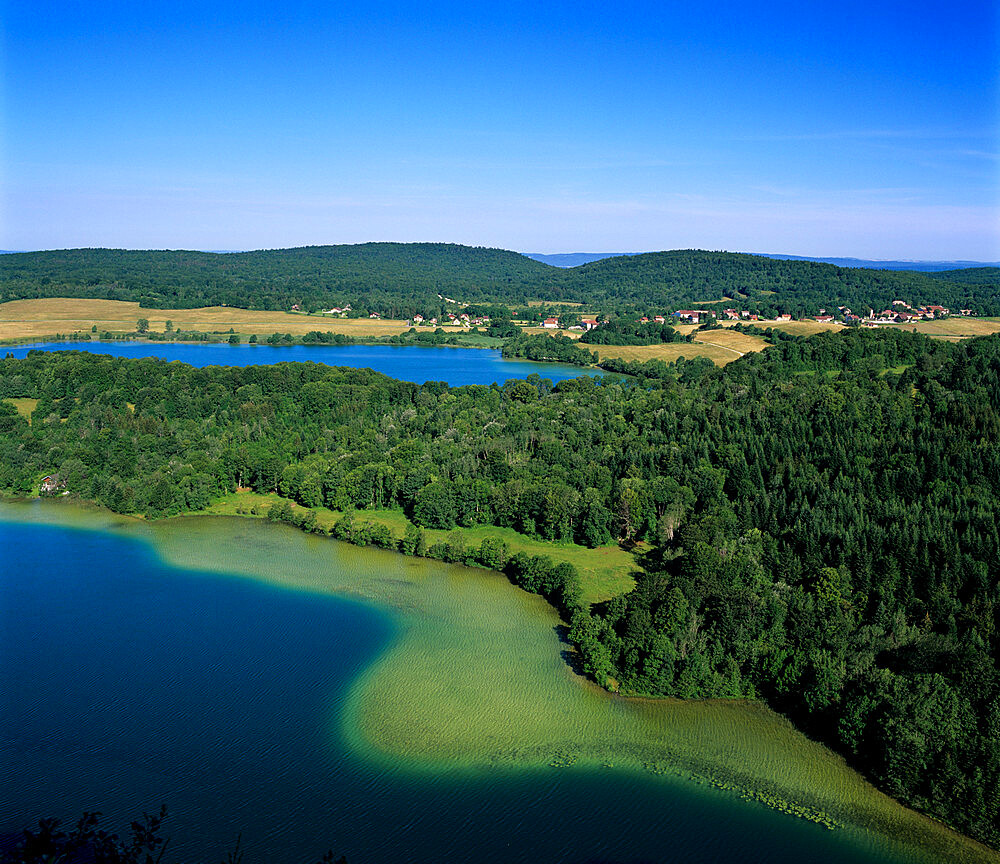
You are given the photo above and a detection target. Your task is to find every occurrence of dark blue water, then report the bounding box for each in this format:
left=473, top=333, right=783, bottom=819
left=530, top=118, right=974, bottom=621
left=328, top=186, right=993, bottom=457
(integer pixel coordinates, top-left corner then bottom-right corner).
left=3, top=342, right=603, bottom=386
left=0, top=521, right=921, bottom=864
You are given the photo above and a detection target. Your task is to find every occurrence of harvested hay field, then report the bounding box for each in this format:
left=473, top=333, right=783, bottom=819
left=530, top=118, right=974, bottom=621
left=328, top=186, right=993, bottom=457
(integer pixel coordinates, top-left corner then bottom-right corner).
left=893, top=317, right=1000, bottom=340
left=521, top=326, right=581, bottom=337
left=747, top=320, right=846, bottom=336
left=0, top=298, right=412, bottom=341
left=691, top=329, right=769, bottom=355
left=519, top=326, right=769, bottom=366
left=591, top=336, right=765, bottom=366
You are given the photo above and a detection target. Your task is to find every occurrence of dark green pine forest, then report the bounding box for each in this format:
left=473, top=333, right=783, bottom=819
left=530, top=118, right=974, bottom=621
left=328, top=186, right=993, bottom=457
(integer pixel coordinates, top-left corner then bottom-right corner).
left=1, top=327, right=999, bottom=849
left=3, top=244, right=999, bottom=318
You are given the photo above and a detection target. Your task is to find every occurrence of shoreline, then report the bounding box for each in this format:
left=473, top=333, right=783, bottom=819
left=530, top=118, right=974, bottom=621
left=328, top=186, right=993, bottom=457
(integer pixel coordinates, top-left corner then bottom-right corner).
left=0, top=335, right=615, bottom=374
left=2, top=496, right=998, bottom=864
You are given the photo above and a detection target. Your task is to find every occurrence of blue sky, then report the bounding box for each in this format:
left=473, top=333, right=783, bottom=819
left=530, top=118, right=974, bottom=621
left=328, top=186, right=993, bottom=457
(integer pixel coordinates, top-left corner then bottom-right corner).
left=3, top=0, right=998, bottom=258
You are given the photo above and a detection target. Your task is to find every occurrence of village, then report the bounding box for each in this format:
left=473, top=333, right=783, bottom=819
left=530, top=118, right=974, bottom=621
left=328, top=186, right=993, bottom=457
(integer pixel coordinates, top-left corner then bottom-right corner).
left=537, top=299, right=975, bottom=330
left=291, top=296, right=975, bottom=331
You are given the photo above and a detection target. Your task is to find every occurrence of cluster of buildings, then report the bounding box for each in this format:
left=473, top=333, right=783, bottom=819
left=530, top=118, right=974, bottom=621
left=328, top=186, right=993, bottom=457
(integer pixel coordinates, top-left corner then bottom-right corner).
left=299, top=296, right=973, bottom=330
left=849, top=301, right=969, bottom=325
left=40, top=474, right=67, bottom=494
left=409, top=312, right=492, bottom=327
left=320, top=304, right=353, bottom=316
left=541, top=317, right=600, bottom=330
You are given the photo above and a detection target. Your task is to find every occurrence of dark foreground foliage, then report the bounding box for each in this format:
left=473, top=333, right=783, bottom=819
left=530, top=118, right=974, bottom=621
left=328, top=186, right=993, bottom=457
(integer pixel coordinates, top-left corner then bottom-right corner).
left=0, top=808, right=346, bottom=864
left=1, top=326, right=998, bottom=848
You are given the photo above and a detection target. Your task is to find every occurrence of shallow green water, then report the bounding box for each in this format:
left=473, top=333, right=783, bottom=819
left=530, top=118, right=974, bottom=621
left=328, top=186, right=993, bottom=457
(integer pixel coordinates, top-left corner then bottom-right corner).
left=1, top=500, right=995, bottom=863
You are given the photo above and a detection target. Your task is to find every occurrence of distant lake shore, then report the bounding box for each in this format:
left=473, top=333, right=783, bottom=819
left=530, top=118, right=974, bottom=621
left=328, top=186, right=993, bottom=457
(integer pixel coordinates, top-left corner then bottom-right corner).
left=1, top=340, right=608, bottom=386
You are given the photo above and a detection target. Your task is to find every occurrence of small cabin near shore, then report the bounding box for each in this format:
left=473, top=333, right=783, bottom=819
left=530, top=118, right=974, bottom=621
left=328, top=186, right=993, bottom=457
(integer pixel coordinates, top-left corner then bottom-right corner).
left=40, top=474, right=66, bottom=494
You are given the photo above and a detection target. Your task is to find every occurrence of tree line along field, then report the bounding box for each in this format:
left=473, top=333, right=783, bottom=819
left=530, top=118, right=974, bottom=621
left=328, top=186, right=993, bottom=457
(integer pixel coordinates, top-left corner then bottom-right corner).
left=1, top=326, right=999, bottom=849
left=199, top=490, right=639, bottom=604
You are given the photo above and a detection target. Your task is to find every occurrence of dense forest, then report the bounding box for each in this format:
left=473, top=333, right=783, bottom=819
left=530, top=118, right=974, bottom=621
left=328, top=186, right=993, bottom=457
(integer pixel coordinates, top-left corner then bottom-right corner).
left=929, top=266, right=1000, bottom=287
left=3, top=245, right=997, bottom=318
left=579, top=319, right=690, bottom=345
left=0, top=244, right=553, bottom=318
left=1, top=328, right=998, bottom=849
left=500, top=333, right=597, bottom=365
left=555, top=250, right=1000, bottom=314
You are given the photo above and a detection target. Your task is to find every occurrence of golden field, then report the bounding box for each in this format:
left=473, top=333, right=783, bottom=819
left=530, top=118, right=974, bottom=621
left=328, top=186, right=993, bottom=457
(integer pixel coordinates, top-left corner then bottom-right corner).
left=0, top=298, right=413, bottom=341
left=743, top=319, right=845, bottom=336
left=692, top=328, right=770, bottom=355
left=893, top=317, right=1000, bottom=340
left=521, top=323, right=769, bottom=365
left=592, top=328, right=769, bottom=366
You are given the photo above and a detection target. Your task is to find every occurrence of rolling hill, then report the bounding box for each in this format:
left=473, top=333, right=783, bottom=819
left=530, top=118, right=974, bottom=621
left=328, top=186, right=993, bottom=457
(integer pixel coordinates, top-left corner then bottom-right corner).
left=2, top=244, right=997, bottom=317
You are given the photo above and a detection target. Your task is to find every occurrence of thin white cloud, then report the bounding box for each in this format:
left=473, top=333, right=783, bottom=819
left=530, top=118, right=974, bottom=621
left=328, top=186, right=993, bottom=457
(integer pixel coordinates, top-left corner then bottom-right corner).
left=735, top=128, right=991, bottom=143
left=957, top=149, right=1000, bottom=161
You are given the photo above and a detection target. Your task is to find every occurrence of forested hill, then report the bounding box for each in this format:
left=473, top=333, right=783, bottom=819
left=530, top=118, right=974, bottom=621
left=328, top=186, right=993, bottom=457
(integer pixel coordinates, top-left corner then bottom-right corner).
left=930, top=266, right=1000, bottom=287
left=0, top=244, right=558, bottom=315
left=1, top=244, right=996, bottom=316
left=552, top=249, right=995, bottom=313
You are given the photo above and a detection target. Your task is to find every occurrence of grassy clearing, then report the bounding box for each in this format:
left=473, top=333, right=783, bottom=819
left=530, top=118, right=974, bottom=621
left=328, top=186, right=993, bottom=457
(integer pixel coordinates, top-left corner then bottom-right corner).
left=199, top=491, right=637, bottom=603
left=3, top=397, right=38, bottom=423
left=0, top=298, right=414, bottom=341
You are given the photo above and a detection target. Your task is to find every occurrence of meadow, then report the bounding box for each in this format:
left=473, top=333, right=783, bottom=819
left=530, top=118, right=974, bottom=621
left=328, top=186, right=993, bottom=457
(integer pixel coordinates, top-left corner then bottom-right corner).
left=200, top=490, right=638, bottom=604
left=893, top=317, right=1000, bottom=340
left=0, top=298, right=413, bottom=341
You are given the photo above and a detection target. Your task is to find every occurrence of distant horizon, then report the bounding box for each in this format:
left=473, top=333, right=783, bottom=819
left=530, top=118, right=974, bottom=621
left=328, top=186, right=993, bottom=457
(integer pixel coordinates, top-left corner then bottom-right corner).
left=2, top=244, right=998, bottom=270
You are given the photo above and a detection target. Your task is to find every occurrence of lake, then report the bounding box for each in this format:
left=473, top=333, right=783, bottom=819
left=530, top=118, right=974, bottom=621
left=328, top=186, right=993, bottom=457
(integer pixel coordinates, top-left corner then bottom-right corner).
left=2, top=502, right=992, bottom=864
left=1, top=341, right=605, bottom=386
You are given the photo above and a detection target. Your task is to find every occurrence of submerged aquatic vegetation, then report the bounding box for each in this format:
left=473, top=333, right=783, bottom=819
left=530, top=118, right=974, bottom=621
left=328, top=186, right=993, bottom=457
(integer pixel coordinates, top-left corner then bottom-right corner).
left=2, top=503, right=996, bottom=864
